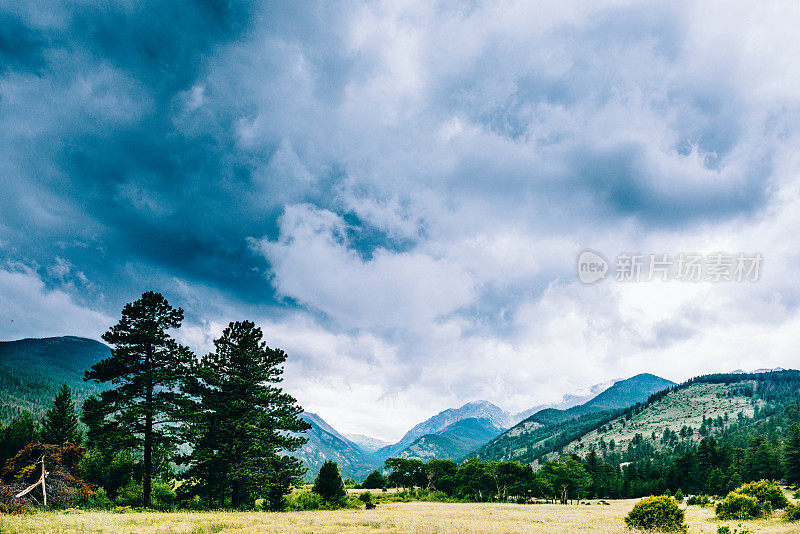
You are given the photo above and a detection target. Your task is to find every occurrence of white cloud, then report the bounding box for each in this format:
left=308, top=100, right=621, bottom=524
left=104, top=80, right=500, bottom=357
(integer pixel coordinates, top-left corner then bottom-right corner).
left=0, top=265, right=112, bottom=341
left=254, top=204, right=475, bottom=331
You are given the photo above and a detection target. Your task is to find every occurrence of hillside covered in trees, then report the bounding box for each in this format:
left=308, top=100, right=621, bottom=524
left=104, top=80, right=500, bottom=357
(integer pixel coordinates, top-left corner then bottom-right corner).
left=473, top=370, right=800, bottom=498
left=0, top=337, right=109, bottom=422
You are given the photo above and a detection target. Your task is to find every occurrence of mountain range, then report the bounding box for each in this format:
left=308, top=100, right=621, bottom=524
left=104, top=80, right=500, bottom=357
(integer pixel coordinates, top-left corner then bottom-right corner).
left=0, top=336, right=676, bottom=479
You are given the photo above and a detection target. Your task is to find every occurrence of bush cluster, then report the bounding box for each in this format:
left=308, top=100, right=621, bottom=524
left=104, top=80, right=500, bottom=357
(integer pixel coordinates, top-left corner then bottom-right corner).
left=686, top=494, right=711, bottom=506
left=624, top=495, right=687, bottom=532
left=715, top=492, right=766, bottom=520
left=715, top=480, right=786, bottom=520
left=733, top=480, right=788, bottom=509
left=114, top=479, right=177, bottom=511
left=783, top=502, right=800, bottom=521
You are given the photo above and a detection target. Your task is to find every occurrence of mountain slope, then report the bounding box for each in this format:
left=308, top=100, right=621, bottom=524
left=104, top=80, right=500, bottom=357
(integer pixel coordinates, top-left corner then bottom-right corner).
left=500, top=371, right=800, bottom=470
left=345, top=434, right=391, bottom=454
left=375, top=400, right=515, bottom=459
left=549, top=381, right=759, bottom=461
left=579, top=373, right=674, bottom=413
left=477, top=373, right=675, bottom=462
left=397, top=417, right=506, bottom=460
left=0, top=336, right=110, bottom=422
left=513, top=378, right=621, bottom=421
left=294, top=412, right=376, bottom=480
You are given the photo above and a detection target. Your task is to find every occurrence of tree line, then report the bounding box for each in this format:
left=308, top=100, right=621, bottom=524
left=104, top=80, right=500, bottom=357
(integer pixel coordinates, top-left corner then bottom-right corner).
left=4, top=293, right=800, bottom=509
left=3, top=291, right=309, bottom=510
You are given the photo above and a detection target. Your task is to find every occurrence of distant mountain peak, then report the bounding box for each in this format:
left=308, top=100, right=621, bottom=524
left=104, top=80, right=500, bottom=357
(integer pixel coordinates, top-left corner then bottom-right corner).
left=345, top=434, right=391, bottom=454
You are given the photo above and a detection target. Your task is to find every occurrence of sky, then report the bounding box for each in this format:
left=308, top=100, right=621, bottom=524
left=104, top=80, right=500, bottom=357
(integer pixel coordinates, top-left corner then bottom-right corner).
left=2, top=1, right=800, bottom=442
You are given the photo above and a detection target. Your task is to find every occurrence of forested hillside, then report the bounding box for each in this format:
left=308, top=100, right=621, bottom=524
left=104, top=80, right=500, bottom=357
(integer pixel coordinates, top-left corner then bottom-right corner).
left=397, top=417, right=506, bottom=461
left=295, top=412, right=376, bottom=480
left=0, top=337, right=109, bottom=422
left=478, top=373, right=675, bottom=461
left=477, top=370, right=800, bottom=498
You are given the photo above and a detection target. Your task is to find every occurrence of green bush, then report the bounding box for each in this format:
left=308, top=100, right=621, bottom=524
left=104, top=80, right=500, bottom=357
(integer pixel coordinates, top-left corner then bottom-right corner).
left=624, top=495, right=687, bottom=532
left=686, top=494, right=711, bottom=506
left=113, top=479, right=177, bottom=510
left=285, top=491, right=324, bottom=511
left=715, top=492, right=768, bottom=520
left=733, top=480, right=787, bottom=509
left=674, top=489, right=684, bottom=502
left=114, top=480, right=141, bottom=508
left=150, top=480, right=177, bottom=511
left=716, top=527, right=752, bottom=534
left=358, top=491, right=376, bottom=509
left=784, top=502, right=800, bottom=521
left=83, top=487, right=113, bottom=510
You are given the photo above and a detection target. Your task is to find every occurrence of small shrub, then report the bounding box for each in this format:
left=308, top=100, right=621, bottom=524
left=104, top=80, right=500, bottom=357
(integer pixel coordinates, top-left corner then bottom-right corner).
left=624, top=495, right=687, bottom=532
left=674, top=489, right=684, bottom=502
left=715, top=492, right=767, bottom=520
left=83, top=487, right=113, bottom=510
left=733, top=480, right=787, bottom=509
left=358, top=491, right=376, bottom=509
left=114, top=479, right=176, bottom=510
left=285, top=491, right=324, bottom=511
left=112, top=505, right=134, bottom=513
left=114, top=480, right=142, bottom=508
left=686, top=494, right=711, bottom=506
left=784, top=502, right=800, bottom=521
left=150, top=480, right=177, bottom=511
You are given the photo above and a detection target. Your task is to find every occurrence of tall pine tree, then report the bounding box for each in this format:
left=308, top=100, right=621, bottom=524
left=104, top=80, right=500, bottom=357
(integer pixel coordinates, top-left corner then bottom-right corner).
left=41, top=383, right=81, bottom=445
left=84, top=291, right=193, bottom=507
left=783, top=423, right=800, bottom=485
left=183, top=321, right=309, bottom=509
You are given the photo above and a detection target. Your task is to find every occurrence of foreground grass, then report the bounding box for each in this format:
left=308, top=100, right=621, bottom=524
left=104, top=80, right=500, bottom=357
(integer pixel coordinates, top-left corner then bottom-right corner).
left=1, top=500, right=797, bottom=534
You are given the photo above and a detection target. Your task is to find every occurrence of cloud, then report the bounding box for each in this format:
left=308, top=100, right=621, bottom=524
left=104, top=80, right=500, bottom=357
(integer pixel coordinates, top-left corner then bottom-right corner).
left=2, top=1, right=800, bottom=437
left=253, top=204, right=474, bottom=331
left=0, top=264, right=112, bottom=340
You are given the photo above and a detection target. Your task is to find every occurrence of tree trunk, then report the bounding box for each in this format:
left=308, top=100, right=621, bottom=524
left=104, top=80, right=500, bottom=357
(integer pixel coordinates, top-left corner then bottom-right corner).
left=143, top=344, right=153, bottom=508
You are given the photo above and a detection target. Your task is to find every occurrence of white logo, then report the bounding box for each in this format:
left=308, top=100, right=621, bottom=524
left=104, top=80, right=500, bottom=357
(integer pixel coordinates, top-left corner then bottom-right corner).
left=578, top=250, right=608, bottom=284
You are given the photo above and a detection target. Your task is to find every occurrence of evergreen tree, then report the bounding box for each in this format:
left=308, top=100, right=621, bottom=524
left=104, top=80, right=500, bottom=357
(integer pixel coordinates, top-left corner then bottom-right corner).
left=360, top=469, right=387, bottom=489
left=783, top=423, right=800, bottom=485
left=84, top=291, right=193, bottom=507
left=313, top=460, right=346, bottom=503
left=183, top=320, right=309, bottom=509
left=0, top=412, right=38, bottom=462
left=41, top=383, right=81, bottom=445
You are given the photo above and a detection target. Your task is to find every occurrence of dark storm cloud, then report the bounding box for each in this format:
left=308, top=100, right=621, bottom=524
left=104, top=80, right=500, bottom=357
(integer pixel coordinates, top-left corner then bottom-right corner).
left=0, top=1, right=356, bottom=316
left=0, top=0, right=781, bottom=331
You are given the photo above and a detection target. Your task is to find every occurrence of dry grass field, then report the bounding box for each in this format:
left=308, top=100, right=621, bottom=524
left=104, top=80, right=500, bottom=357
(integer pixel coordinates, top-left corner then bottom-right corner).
left=1, top=500, right=797, bottom=534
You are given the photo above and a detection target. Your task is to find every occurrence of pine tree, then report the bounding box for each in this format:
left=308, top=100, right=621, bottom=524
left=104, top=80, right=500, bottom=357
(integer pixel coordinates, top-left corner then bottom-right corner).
left=313, top=460, right=346, bottom=503
left=41, top=383, right=81, bottom=445
left=84, top=291, right=193, bottom=507
left=184, top=320, right=309, bottom=509
left=783, top=423, right=800, bottom=485
left=0, top=412, right=38, bottom=462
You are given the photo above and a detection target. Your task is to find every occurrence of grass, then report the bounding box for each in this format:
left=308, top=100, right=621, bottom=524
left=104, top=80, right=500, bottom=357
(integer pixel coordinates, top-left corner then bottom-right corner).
left=1, top=500, right=798, bottom=534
